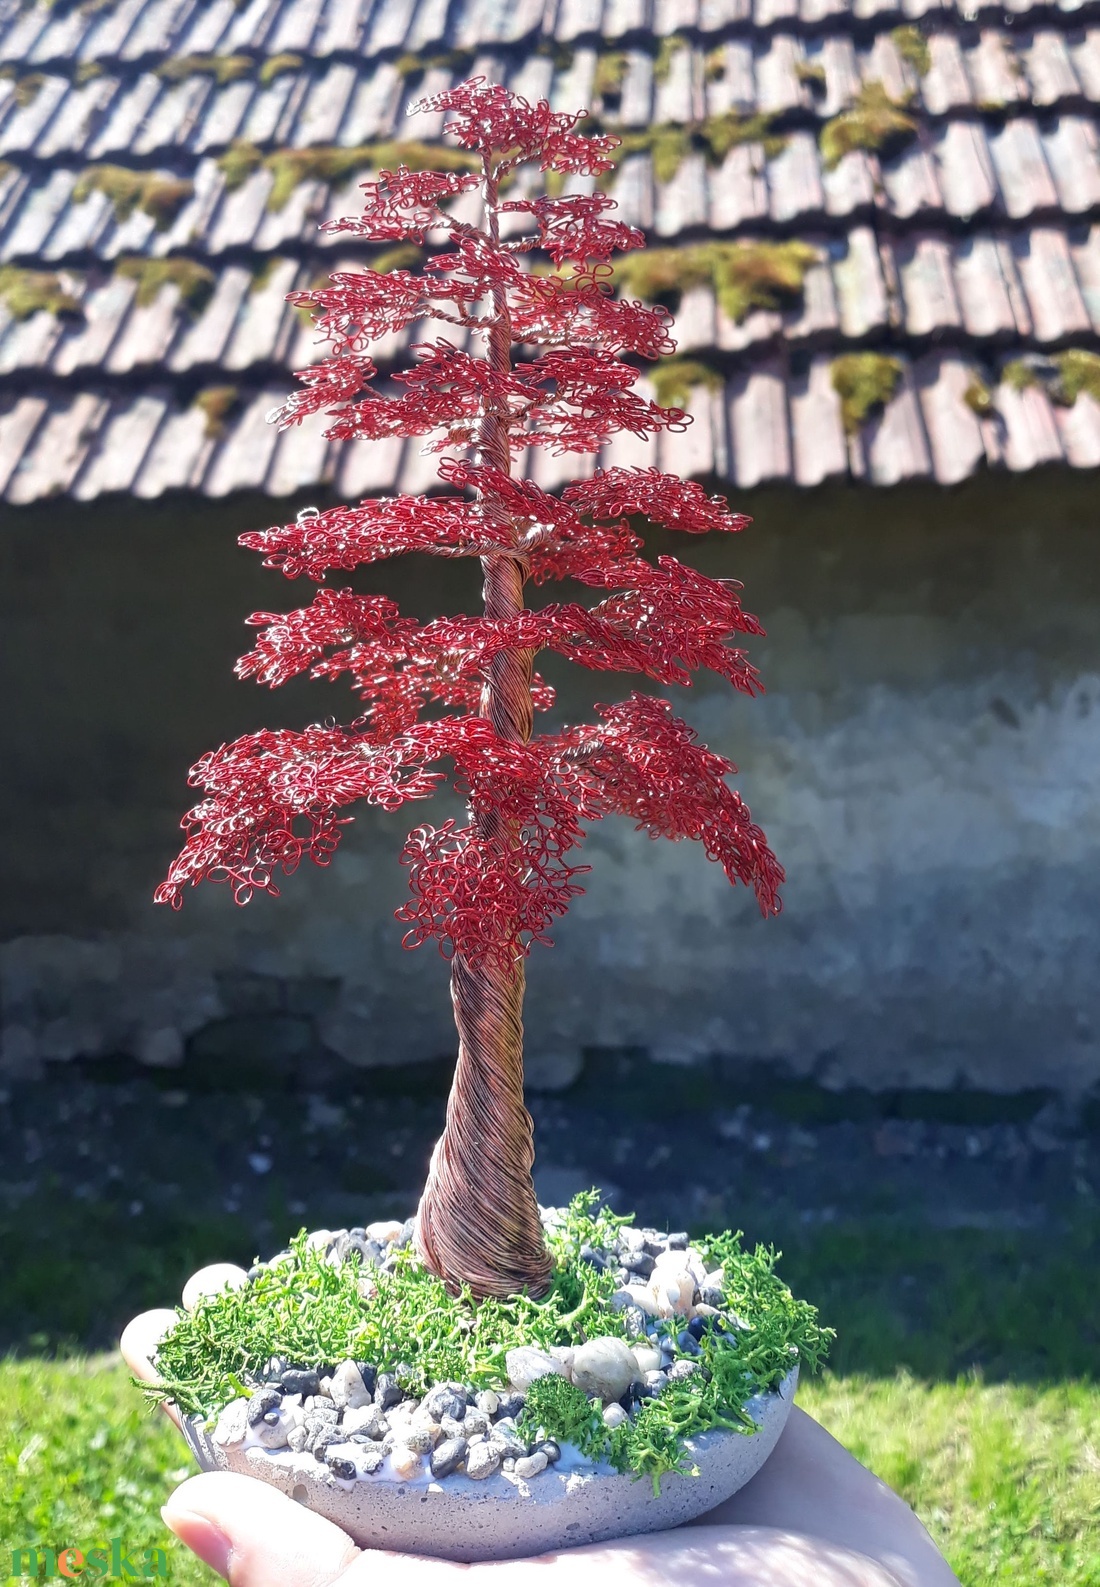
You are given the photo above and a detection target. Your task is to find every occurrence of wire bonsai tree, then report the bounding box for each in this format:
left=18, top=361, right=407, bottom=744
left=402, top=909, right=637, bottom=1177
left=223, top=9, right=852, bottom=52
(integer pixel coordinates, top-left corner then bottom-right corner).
left=157, top=79, right=783, bottom=1305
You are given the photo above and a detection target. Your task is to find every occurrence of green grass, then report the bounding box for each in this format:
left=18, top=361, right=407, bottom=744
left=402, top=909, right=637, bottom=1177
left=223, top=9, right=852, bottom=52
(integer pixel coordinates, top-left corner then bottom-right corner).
left=3, top=1359, right=1096, bottom=1584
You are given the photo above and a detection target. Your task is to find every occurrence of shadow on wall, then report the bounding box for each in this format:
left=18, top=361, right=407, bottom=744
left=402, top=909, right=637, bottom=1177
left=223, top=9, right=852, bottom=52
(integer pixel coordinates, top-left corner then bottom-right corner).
left=1, top=468, right=1099, bottom=1095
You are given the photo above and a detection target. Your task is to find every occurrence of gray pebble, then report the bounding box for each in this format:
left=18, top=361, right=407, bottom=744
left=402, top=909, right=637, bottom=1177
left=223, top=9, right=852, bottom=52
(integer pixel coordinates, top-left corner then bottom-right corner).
left=430, top=1436, right=468, bottom=1478
left=489, top=1423, right=528, bottom=1459
left=700, top=1286, right=724, bottom=1309
left=667, top=1232, right=689, bottom=1249
left=310, top=1427, right=343, bottom=1456
left=341, top=1403, right=387, bottom=1439
left=280, top=1369, right=320, bottom=1398
left=667, top=1359, right=699, bottom=1382
left=422, top=1384, right=467, bottom=1422
left=475, top=1390, right=500, bottom=1417
left=495, top=1392, right=525, bottom=1421
left=326, top=1453, right=357, bottom=1480
left=358, top=1445, right=386, bottom=1474
left=287, top=1426, right=309, bottom=1452
left=374, top=1372, right=403, bottom=1410
left=465, top=1442, right=502, bottom=1480
left=644, top=1370, right=669, bottom=1392
left=462, top=1407, right=490, bottom=1437
left=540, top=1440, right=561, bottom=1464
left=623, top=1251, right=656, bottom=1278
left=246, top=1387, right=282, bottom=1425
left=440, top=1414, right=466, bottom=1439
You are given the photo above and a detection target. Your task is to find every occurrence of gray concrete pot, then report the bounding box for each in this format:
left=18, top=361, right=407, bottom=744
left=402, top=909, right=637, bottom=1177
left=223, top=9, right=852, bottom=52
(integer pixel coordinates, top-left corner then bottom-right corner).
left=178, top=1368, right=797, bottom=1562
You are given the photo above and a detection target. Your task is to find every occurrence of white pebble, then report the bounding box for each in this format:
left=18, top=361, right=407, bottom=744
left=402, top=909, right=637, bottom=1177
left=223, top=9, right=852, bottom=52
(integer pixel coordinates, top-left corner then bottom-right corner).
left=514, top=1450, right=549, bottom=1479
left=366, top=1220, right=405, bottom=1244
left=182, top=1264, right=249, bottom=1312
left=331, top=1360, right=372, bottom=1410
left=305, top=1230, right=334, bottom=1252
left=602, top=1403, right=627, bottom=1430
left=506, top=1346, right=567, bottom=1392
left=571, top=1337, right=638, bottom=1403
left=631, top=1346, right=662, bottom=1375
left=212, top=1398, right=249, bottom=1448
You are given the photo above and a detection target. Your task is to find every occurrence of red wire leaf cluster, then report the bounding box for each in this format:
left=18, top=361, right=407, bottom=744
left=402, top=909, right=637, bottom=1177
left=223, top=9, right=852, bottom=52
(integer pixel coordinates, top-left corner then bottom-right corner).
left=158, top=77, right=783, bottom=964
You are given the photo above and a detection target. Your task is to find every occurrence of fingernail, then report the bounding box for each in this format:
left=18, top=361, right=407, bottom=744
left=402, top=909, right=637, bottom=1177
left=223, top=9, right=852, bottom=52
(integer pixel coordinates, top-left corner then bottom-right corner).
left=161, top=1505, right=232, bottom=1579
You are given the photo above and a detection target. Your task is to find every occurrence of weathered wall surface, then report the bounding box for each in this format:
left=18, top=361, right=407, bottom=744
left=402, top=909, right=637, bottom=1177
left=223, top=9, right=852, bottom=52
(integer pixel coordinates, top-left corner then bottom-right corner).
left=2, top=470, right=1098, bottom=1095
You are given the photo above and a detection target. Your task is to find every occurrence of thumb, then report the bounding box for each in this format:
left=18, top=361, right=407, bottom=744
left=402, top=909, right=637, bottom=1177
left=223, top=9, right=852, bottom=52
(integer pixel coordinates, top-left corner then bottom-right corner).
left=162, top=1472, right=362, bottom=1587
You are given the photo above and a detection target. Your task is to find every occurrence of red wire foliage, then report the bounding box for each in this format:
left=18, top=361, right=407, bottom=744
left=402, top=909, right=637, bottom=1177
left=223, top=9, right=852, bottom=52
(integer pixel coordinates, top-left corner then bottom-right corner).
left=156, top=80, right=782, bottom=1293
left=157, top=79, right=781, bottom=955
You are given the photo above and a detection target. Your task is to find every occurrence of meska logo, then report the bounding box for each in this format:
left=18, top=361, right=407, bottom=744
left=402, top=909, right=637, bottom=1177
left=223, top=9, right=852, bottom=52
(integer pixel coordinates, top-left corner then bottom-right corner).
left=6, top=1541, right=168, bottom=1579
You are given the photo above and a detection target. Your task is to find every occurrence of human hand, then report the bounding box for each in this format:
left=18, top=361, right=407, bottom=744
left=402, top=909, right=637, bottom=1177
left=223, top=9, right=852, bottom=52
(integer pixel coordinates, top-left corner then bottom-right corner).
left=122, top=1308, right=958, bottom=1587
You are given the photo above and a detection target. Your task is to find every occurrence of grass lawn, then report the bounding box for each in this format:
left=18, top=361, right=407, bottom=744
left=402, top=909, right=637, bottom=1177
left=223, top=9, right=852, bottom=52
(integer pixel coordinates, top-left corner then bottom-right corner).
left=2, top=1358, right=1097, bottom=1585
left=1, top=1202, right=1097, bottom=1583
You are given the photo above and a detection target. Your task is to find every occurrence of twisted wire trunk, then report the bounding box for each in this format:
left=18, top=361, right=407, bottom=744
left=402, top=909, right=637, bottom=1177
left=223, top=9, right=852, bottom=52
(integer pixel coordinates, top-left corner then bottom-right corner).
left=415, top=159, right=552, bottom=1299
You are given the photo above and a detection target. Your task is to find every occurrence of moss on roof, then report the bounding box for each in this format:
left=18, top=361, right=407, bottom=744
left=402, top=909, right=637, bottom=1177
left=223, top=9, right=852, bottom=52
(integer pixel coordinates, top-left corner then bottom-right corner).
left=262, top=140, right=479, bottom=212
left=613, top=239, right=820, bottom=325
left=594, top=51, right=629, bottom=101
left=1053, top=349, right=1100, bottom=406
left=963, top=372, right=994, bottom=416
left=819, top=82, right=918, bottom=170
left=258, top=53, right=304, bottom=86
left=193, top=385, right=241, bottom=438
left=891, top=26, right=932, bottom=78
left=653, top=34, right=688, bottom=84
left=651, top=357, right=724, bottom=408
left=0, top=265, right=81, bottom=321
left=831, top=352, right=903, bottom=434
left=115, top=256, right=215, bottom=313
left=156, top=54, right=255, bottom=85
left=73, top=165, right=193, bottom=229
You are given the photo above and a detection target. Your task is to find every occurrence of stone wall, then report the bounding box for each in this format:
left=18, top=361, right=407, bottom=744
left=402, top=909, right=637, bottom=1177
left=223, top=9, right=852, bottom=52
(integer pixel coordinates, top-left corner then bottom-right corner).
left=2, top=470, right=1098, bottom=1098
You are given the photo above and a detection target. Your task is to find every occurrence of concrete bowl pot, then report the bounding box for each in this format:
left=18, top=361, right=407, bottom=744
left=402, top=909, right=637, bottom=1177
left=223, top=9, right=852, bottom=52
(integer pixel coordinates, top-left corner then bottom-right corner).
left=177, top=1368, right=797, bottom=1562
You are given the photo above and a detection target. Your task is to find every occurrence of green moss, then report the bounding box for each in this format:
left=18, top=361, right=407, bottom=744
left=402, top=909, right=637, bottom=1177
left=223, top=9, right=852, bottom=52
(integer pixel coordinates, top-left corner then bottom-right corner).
left=157, top=53, right=254, bottom=85
left=145, top=1194, right=829, bottom=1489
left=594, top=51, right=629, bottom=101
left=819, top=81, right=918, bottom=170
left=891, top=25, right=932, bottom=78
left=653, top=34, right=687, bottom=84
left=0, top=264, right=81, bottom=321
left=115, top=256, right=214, bottom=313
left=704, top=47, right=726, bottom=84
left=74, top=60, right=105, bottom=84
left=393, top=48, right=476, bottom=82
left=597, top=112, right=785, bottom=190
left=13, top=71, right=45, bottom=108
left=613, top=239, right=819, bottom=325
left=72, top=165, right=194, bottom=229
left=963, top=373, right=994, bottom=416
left=193, top=385, right=241, bottom=438
left=1003, top=358, right=1039, bottom=393
left=651, top=357, right=723, bottom=408
left=518, top=1373, right=608, bottom=1458
left=1053, top=349, right=1100, bottom=406
left=258, top=52, right=303, bottom=86
left=795, top=60, right=827, bottom=91
left=263, top=140, right=478, bottom=212
left=831, top=352, right=903, bottom=435
left=701, top=110, right=787, bottom=161
left=216, top=138, right=264, bottom=192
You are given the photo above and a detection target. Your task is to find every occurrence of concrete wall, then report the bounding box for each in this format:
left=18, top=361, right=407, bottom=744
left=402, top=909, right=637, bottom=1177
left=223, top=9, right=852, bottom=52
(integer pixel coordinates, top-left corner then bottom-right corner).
left=2, top=469, right=1098, bottom=1096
